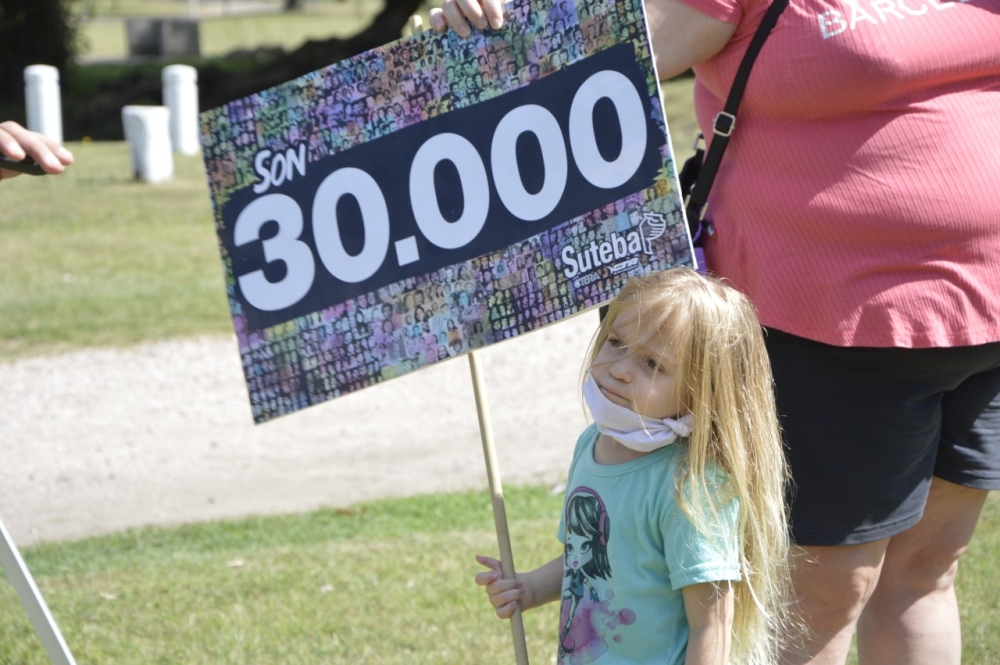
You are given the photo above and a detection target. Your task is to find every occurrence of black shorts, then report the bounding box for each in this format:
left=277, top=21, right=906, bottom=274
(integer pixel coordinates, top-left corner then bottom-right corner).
left=765, top=328, right=1000, bottom=546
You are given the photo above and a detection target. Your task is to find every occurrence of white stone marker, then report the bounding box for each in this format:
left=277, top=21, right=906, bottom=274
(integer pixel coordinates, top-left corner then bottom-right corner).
left=121, top=106, right=174, bottom=183
left=162, top=65, right=200, bottom=155
left=24, top=65, right=63, bottom=145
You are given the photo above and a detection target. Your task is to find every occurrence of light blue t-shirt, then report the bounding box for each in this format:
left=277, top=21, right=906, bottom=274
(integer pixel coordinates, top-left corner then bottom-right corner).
left=555, top=425, right=741, bottom=665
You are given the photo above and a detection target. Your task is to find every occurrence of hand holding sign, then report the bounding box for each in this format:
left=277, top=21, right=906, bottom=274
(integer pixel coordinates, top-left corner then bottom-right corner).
left=429, top=0, right=506, bottom=37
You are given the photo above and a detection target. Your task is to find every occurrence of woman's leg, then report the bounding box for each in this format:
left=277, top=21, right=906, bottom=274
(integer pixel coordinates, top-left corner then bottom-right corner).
left=856, top=477, right=988, bottom=665
left=781, top=478, right=987, bottom=665
left=780, top=539, right=887, bottom=665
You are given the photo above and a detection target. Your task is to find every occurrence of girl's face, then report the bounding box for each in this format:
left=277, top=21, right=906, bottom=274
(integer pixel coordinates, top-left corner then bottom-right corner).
left=564, top=532, right=594, bottom=571
left=590, top=304, right=684, bottom=420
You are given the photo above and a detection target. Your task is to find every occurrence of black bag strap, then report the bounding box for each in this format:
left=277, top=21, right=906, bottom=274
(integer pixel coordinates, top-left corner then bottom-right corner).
left=686, top=0, right=790, bottom=225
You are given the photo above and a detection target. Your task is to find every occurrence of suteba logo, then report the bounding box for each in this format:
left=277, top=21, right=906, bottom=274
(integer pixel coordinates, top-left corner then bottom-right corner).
left=559, top=210, right=667, bottom=279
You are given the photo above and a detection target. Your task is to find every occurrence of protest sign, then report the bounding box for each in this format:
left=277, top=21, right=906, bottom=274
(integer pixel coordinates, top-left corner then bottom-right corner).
left=200, top=0, right=693, bottom=424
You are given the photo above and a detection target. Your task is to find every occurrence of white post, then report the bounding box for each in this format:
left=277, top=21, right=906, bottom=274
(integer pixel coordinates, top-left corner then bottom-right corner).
left=121, top=106, right=174, bottom=183
left=24, top=65, right=63, bottom=145
left=162, top=65, right=200, bottom=155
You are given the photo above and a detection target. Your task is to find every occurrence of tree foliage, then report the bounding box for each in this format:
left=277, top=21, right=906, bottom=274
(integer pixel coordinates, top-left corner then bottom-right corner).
left=0, top=0, right=79, bottom=103
left=199, top=0, right=425, bottom=106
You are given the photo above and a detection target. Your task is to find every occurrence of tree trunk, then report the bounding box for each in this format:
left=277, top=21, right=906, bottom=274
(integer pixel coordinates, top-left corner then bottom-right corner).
left=0, top=0, right=77, bottom=105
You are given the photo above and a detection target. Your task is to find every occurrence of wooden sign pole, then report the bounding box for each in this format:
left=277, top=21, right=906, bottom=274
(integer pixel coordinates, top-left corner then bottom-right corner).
left=411, top=11, right=530, bottom=665
left=0, top=514, right=77, bottom=665
left=467, top=351, right=531, bottom=665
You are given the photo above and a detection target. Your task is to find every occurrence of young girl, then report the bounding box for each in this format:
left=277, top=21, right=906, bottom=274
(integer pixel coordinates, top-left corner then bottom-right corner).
left=475, top=268, right=792, bottom=664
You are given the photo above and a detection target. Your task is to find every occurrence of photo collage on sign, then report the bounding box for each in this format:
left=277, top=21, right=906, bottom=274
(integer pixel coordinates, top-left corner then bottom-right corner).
left=201, top=0, right=692, bottom=422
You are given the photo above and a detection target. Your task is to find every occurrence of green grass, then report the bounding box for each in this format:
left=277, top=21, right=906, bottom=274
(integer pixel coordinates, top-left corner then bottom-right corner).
left=0, top=142, right=233, bottom=360
left=79, top=5, right=384, bottom=60
left=79, top=0, right=248, bottom=18
left=1, top=486, right=999, bottom=664
left=77, top=0, right=372, bottom=18
left=0, top=485, right=565, bottom=665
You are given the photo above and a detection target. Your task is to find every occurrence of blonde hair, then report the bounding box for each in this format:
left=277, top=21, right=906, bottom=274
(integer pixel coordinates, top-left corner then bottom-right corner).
left=585, top=267, right=793, bottom=665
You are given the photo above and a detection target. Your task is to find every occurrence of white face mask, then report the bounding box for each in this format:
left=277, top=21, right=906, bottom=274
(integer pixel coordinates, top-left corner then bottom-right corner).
left=583, top=373, right=693, bottom=453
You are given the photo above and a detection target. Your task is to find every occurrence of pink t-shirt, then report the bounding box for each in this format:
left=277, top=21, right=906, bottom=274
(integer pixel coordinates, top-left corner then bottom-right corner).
left=679, top=0, right=1000, bottom=347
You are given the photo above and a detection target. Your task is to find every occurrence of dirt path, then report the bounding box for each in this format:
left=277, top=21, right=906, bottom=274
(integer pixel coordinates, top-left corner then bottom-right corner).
left=0, top=314, right=596, bottom=546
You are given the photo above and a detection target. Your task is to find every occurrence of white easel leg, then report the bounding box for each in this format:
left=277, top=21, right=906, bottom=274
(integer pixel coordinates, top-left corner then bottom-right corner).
left=0, top=515, right=77, bottom=665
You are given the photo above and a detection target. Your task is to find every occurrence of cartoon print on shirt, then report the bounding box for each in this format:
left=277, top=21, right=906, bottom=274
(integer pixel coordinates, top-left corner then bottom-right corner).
left=559, top=487, right=636, bottom=664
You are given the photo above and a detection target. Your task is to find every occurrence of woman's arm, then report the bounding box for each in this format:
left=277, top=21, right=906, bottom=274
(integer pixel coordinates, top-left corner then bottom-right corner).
left=644, top=0, right=736, bottom=80
left=682, top=581, right=734, bottom=664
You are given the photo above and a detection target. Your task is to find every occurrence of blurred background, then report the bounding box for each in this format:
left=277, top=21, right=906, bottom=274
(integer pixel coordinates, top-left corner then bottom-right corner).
left=0, top=0, right=438, bottom=140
